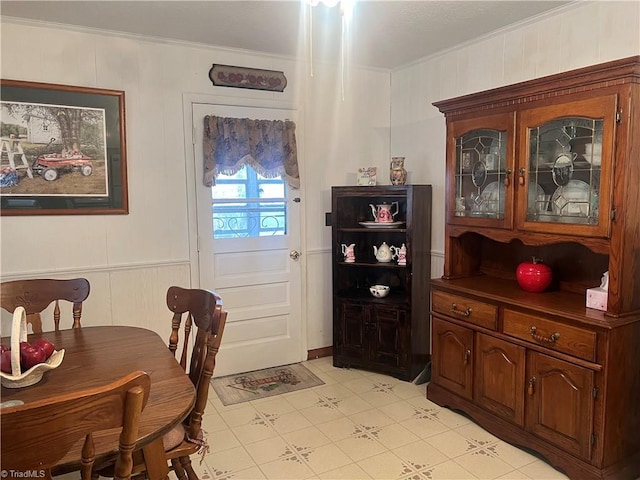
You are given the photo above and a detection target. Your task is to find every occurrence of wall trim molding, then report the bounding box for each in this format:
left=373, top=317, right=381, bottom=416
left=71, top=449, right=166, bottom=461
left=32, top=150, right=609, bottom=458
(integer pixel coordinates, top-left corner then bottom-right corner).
left=0, top=259, right=191, bottom=281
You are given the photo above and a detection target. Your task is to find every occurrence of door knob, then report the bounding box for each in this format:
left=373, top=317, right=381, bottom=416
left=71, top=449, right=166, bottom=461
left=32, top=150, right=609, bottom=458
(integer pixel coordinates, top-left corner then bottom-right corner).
left=289, top=250, right=301, bottom=260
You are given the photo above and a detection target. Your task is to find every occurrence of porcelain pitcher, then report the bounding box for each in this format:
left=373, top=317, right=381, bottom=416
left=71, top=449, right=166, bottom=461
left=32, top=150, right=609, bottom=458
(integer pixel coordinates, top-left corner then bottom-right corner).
left=369, top=201, right=399, bottom=223
left=341, top=243, right=356, bottom=263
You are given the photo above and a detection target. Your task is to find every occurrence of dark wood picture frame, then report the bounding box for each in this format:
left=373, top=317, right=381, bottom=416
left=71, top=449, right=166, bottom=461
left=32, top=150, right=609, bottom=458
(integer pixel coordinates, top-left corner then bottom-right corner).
left=0, top=79, right=128, bottom=215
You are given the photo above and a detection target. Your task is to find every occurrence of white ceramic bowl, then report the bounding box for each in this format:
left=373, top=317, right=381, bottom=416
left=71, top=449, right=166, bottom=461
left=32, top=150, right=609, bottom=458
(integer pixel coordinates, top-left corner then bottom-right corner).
left=370, top=285, right=390, bottom=298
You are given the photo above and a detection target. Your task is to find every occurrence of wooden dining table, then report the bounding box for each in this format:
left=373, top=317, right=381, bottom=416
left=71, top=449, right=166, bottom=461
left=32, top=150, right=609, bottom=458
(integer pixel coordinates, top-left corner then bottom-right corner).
left=0, top=325, right=196, bottom=475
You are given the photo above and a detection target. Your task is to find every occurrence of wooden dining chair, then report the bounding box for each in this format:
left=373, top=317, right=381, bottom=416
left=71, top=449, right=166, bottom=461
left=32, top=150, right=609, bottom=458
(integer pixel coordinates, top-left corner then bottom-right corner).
left=0, top=277, right=90, bottom=333
left=0, top=370, right=151, bottom=480
left=134, top=286, right=227, bottom=480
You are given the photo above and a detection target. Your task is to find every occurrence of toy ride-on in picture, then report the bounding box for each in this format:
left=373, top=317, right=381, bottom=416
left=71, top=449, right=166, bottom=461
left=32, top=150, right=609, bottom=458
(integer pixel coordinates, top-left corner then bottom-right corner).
left=31, top=151, right=93, bottom=181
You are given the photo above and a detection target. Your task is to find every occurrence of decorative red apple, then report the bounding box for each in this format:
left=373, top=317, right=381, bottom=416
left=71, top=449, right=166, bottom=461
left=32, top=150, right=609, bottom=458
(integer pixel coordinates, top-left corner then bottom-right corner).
left=33, top=338, right=55, bottom=359
left=516, top=257, right=553, bottom=293
left=20, top=344, right=46, bottom=370
left=0, top=337, right=56, bottom=375
left=0, top=349, right=12, bottom=373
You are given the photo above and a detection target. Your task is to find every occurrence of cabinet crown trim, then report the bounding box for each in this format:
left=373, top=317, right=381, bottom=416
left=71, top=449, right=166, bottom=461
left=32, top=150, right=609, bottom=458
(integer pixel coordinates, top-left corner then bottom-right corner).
left=434, top=55, right=640, bottom=117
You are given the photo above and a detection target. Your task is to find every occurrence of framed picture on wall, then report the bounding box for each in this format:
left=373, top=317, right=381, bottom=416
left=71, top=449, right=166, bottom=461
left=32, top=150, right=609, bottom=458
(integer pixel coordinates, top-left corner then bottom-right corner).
left=0, top=79, right=128, bottom=215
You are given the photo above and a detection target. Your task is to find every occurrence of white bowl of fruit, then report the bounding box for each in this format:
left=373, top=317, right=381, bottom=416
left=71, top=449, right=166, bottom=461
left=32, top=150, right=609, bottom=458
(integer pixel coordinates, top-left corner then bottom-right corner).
left=0, top=306, right=64, bottom=389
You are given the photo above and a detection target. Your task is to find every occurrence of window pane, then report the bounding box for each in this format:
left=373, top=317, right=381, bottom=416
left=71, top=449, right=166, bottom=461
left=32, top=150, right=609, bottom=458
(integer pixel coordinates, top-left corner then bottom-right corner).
left=211, top=183, right=246, bottom=200
left=211, top=164, right=287, bottom=238
left=259, top=183, right=285, bottom=199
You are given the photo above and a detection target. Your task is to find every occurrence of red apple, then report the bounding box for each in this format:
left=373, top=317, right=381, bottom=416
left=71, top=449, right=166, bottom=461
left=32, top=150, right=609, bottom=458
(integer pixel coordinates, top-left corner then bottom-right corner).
left=0, top=350, right=12, bottom=373
left=20, top=345, right=46, bottom=370
left=33, top=338, right=55, bottom=359
left=516, top=257, right=553, bottom=293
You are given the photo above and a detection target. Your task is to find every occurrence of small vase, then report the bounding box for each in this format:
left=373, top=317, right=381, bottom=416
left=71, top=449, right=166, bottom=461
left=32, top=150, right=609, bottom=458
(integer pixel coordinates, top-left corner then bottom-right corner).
left=390, top=157, right=407, bottom=185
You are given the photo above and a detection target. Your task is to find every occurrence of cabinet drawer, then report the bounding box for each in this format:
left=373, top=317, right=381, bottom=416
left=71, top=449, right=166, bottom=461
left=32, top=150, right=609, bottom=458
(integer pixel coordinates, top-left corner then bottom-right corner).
left=432, top=290, right=497, bottom=330
left=503, top=309, right=596, bottom=362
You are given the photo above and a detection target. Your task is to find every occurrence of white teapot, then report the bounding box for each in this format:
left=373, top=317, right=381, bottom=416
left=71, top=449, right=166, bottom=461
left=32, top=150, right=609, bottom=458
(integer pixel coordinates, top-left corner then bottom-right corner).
left=373, top=242, right=393, bottom=263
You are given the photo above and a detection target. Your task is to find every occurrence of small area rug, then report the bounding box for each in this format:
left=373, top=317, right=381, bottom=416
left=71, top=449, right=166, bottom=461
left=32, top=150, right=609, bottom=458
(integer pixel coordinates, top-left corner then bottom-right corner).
left=211, top=363, right=325, bottom=406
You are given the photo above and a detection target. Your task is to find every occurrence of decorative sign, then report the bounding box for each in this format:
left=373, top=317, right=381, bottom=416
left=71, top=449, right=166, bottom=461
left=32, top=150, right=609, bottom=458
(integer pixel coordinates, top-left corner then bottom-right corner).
left=357, top=167, right=377, bottom=186
left=208, top=64, right=287, bottom=92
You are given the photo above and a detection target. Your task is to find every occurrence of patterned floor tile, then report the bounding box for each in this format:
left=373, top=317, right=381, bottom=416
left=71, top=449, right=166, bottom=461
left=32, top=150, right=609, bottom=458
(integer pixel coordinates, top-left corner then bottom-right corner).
left=299, top=397, right=352, bottom=424
left=397, top=405, right=452, bottom=439
left=231, top=416, right=280, bottom=445
left=488, top=441, right=541, bottom=469
left=250, top=395, right=297, bottom=414
left=453, top=447, right=516, bottom=479
left=348, top=407, right=396, bottom=429
left=180, top=361, right=574, bottom=480
left=219, top=404, right=261, bottom=428
left=315, top=416, right=359, bottom=442
left=280, top=425, right=333, bottom=448
left=334, top=394, right=376, bottom=416
left=335, top=428, right=390, bottom=462
left=418, top=459, right=480, bottom=480
left=374, top=422, right=421, bottom=449
left=244, top=436, right=292, bottom=465
left=518, top=459, right=570, bottom=479
left=357, top=449, right=415, bottom=479
left=268, top=410, right=314, bottom=434
left=304, top=443, right=354, bottom=474
left=318, top=462, right=373, bottom=479
left=392, top=439, right=450, bottom=471
left=204, top=445, right=257, bottom=478
left=207, top=427, right=242, bottom=453
left=258, top=452, right=317, bottom=479
left=202, top=411, right=231, bottom=433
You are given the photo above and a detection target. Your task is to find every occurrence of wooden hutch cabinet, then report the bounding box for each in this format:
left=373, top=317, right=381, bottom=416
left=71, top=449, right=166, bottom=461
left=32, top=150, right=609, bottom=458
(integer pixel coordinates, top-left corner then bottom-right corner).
left=428, top=56, right=640, bottom=480
left=332, top=185, right=432, bottom=381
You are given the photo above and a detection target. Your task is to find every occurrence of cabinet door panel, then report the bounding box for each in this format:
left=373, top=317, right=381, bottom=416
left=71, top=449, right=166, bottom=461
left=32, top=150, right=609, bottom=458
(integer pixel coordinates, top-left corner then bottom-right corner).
left=370, top=307, right=405, bottom=368
left=432, top=317, right=473, bottom=399
left=526, top=351, right=594, bottom=460
left=517, top=95, right=617, bottom=238
left=336, top=302, right=367, bottom=362
left=474, top=334, right=526, bottom=426
left=447, top=112, right=516, bottom=229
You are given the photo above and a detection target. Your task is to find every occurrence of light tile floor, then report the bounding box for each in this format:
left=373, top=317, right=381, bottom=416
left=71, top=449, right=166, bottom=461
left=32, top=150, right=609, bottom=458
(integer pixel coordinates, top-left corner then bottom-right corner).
left=191, top=357, right=570, bottom=480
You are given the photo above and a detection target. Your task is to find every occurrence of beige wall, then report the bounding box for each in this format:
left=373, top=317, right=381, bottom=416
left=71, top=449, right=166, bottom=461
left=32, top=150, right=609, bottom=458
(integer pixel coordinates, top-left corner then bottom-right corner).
left=0, top=20, right=391, bottom=350
left=390, top=1, right=640, bottom=277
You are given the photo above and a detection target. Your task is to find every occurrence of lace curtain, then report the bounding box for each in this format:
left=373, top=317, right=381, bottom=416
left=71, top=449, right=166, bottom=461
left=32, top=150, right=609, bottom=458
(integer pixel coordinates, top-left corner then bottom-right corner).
left=203, top=116, right=300, bottom=189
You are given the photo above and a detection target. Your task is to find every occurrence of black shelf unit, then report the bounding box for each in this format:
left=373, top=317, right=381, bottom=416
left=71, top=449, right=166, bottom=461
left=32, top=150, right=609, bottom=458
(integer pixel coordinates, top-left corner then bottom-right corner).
left=331, top=185, right=432, bottom=381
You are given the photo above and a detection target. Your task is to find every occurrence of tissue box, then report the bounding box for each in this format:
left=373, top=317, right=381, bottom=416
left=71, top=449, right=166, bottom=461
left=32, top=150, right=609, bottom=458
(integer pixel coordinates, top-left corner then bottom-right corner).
left=586, top=287, right=608, bottom=311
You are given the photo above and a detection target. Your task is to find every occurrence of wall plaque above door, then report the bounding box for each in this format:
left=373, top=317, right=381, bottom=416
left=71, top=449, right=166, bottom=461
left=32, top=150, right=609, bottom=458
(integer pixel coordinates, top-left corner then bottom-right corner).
left=208, top=64, right=287, bottom=92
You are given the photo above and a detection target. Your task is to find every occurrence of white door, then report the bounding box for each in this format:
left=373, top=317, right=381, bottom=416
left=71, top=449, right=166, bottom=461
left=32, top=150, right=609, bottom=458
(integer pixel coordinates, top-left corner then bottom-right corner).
left=191, top=102, right=304, bottom=377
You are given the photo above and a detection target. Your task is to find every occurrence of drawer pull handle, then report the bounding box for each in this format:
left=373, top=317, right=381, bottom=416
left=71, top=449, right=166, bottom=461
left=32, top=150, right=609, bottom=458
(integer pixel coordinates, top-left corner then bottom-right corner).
left=530, top=326, right=560, bottom=344
left=451, top=304, right=472, bottom=317
left=463, top=349, right=471, bottom=364
left=528, top=377, right=536, bottom=395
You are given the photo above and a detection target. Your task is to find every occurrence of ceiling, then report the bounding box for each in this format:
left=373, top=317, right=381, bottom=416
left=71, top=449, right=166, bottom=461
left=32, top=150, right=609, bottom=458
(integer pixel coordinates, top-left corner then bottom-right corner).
left=0, top=1, right=573, bottom=70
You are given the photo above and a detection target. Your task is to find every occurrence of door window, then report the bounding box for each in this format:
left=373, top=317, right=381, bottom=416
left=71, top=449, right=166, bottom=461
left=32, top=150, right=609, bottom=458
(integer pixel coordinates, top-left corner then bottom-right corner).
left=211, top=165, right=287, bottom=238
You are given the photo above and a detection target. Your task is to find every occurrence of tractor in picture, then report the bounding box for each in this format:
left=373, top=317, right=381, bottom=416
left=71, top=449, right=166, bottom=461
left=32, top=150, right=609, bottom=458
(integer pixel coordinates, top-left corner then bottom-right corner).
left=32, top=151, right=93, bottom=181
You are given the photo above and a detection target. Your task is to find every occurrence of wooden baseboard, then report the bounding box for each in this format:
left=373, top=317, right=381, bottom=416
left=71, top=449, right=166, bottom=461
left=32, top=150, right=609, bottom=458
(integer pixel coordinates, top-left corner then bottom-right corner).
left=307, top=346, right=332, bottom=360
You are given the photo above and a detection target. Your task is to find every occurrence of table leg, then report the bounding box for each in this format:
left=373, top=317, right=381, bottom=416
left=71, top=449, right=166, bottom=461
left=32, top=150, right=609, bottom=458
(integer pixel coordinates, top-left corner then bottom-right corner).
left=141, top=439, right=170, bottom=480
